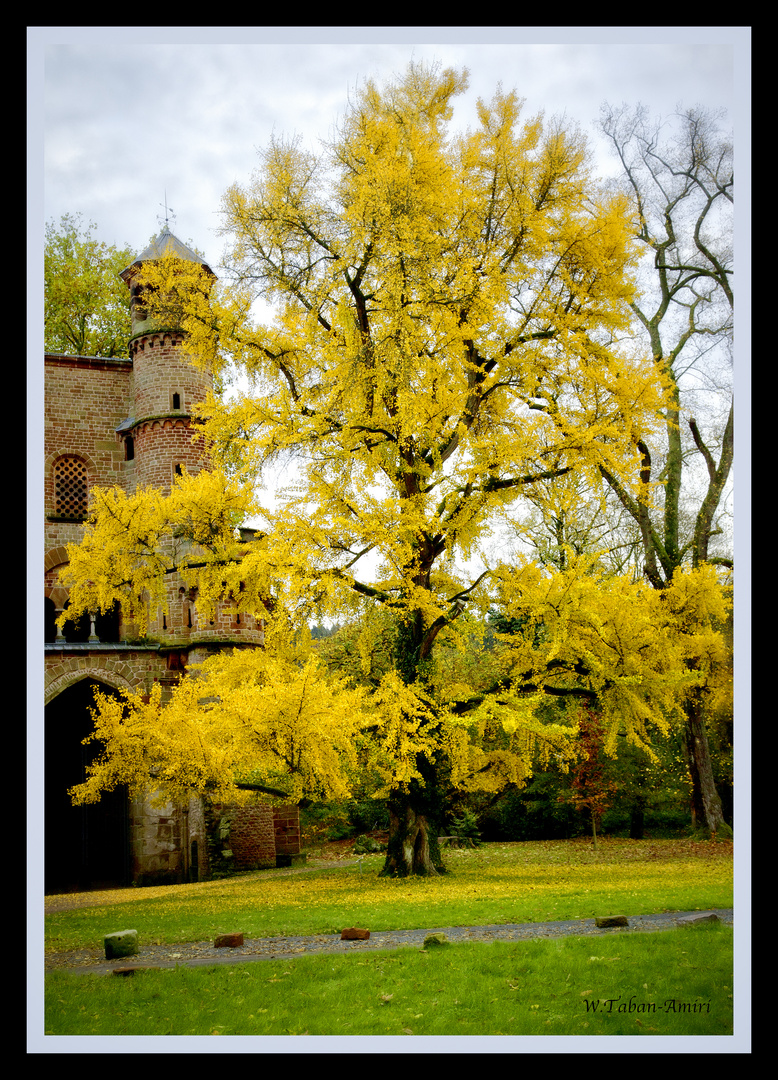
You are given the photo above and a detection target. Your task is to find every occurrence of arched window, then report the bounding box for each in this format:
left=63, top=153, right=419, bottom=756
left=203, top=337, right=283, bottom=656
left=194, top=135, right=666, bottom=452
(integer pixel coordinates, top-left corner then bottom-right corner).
left=95, top=603, right=121, bottom=643
left=56, top=600, right=121, bottom=643
left=60, top=600, right=90, bottom=643
left=53, top=456, right=88, bottom=519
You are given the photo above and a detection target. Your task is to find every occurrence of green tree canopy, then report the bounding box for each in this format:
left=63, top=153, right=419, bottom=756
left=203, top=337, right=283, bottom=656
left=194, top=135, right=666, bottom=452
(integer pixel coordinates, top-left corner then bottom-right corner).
left=44, top=212, right=133, bottom=357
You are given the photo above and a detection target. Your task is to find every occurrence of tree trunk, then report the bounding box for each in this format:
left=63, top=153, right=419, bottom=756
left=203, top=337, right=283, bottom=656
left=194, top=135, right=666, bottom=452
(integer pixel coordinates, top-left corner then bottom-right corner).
left=379, top=607, right=449, bottom=877
left=682, top=699, right=727, bottom=837
left=629, top=805, right=645, bottom=840
left=380, top=797, right=445, bottom=877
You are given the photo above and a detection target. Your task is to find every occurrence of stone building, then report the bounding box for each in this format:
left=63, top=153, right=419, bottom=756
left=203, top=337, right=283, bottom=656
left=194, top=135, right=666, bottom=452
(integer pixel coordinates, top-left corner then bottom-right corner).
left=44, top=228, right=300, bottom=893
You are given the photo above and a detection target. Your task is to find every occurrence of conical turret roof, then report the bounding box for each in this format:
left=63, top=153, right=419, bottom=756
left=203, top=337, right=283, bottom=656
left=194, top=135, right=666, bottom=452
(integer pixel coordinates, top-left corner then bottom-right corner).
left=120, top=227, right=216, bottom=283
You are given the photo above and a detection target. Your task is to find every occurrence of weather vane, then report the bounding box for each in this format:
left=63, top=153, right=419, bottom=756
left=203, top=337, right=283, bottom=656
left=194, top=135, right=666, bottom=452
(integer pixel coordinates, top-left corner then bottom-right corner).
left=158, top=192, right=176, bottom=231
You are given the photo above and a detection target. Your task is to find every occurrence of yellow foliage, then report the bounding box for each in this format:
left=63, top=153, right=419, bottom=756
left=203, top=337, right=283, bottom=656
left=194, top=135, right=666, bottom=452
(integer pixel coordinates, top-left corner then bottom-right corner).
left=59, top=471, right=256, bottom=636
left=491, top=559, right=732, bottom=760
left=70, top=652, right=367, bottom=807
left=58, top=65, right=729, bottom=822
left=64, top=65, right=667, bottom=646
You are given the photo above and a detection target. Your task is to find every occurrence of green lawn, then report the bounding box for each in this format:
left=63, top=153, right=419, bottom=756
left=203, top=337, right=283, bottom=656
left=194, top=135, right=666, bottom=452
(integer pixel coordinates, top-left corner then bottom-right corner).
left=45, top=925, right=733, bottom=1038
left=45, top=838, right=733, bottom=952
left=41, top=838, right=737, bottom=1041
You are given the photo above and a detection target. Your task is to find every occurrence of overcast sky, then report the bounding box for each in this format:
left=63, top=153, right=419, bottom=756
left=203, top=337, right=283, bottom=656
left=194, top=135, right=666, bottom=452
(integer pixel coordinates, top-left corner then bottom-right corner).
left=29, top=25, right=750, bottom=510
left=30, top=27, right=748, bottom=269
left=28, top=25, right=750, bottom=511
left=28, top=26, right=751, bottom=562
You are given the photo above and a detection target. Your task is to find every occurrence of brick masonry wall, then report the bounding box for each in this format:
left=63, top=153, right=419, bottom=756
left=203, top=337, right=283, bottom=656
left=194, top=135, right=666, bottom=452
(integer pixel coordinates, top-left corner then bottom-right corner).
left=144, top=571, right=266, bottom=646
left=132, top=417, right=209, bottom=491
left=273, top=806, right=302, bottom=855
left=45, top=337, right=263, bottom=647
left=130, top=332, right=211, bottom=420
left=129, top=333, right=211, bottom=493
left=44, top=354, right=133, bottom=532
left=226, top=806, right=277, bottom=870
left=201, top=804, right=301, bottom=874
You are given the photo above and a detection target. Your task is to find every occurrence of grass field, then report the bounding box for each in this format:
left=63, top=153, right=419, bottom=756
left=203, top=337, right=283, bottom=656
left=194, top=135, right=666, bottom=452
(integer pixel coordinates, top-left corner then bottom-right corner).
left=45, top=838, right=733, bottom=952
left=45, top=924, right=733, bottom=1037
left=42, top=838, right=736, bottom=1041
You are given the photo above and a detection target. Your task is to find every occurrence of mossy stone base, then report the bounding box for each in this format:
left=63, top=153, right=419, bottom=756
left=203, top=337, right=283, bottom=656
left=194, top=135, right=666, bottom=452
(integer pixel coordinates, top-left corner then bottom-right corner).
left=105, top=929, right=139, bottom=959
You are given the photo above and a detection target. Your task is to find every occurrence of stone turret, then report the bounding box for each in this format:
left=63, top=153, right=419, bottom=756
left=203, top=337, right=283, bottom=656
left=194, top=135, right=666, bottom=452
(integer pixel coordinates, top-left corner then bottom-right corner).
left=117, top=228, right=215, bottom=494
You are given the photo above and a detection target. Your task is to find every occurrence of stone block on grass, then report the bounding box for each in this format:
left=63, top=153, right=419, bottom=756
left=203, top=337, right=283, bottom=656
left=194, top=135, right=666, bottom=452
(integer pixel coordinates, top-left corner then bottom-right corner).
left=423, top=933, right=450, bottom=947
left=594, top=915, right=629, bottom=928
left=215, top=932, right=245, bottom=948
left=276, top=853, right=307, bottom=868
left=676, top=912, right=720, bottom=926
left=341, top=927, right=370, bottom=940
left=104, top=929, right=139, bottom=959
left=275, top=851, right=309, bottom=868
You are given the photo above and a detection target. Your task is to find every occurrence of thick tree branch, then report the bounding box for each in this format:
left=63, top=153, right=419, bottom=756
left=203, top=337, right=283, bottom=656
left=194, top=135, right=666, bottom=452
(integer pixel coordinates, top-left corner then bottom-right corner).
left=234, top=782, right=291, bottom=798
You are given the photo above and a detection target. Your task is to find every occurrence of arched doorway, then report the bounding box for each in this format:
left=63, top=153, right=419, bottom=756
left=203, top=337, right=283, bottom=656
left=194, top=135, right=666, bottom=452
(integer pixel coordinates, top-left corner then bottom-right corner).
left=45, top=679, right=130, bottom=894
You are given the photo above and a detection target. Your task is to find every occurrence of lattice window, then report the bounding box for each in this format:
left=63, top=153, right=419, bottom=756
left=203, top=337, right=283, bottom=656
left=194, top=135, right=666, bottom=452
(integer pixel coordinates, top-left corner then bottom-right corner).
left=54, top=456, right=88, bottom=518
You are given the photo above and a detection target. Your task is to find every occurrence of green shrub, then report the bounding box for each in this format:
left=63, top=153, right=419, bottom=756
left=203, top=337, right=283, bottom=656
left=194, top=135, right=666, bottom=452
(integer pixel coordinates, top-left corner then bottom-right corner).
left=353, top=836, right=386, bottom=854
left=300, top=798, right=389, bottom=845
left=448, top=808, right=482, bottom=846
left=479, top=778, right=580, bottom=841
left=326, top=817, right=356, bottom=841
left=345, top=798, right=389, bottom=834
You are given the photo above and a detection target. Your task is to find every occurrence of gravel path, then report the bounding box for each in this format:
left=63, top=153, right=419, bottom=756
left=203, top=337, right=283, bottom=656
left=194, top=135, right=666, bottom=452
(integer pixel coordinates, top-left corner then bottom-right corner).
left=45, top=908, right=733, bottom=975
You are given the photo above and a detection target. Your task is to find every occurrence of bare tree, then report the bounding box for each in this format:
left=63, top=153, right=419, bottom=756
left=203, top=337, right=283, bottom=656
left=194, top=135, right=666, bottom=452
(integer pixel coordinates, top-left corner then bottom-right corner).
left=599, top=103, right=734, bottom=835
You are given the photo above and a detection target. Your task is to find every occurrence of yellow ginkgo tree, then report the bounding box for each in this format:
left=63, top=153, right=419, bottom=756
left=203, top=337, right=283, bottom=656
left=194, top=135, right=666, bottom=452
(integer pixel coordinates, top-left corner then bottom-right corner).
left=60, top=63, right=730, bottom=875
left=75, top=651, right=367, bottom=809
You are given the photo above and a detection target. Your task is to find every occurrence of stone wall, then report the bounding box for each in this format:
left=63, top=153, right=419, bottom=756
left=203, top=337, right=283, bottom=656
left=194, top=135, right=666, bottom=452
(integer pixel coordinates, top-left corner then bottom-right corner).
left=129, top=793, right=208, bottom=887
left=44, top=354, right=133, bottom=554
left=130, top=794, right=185, bottom=886
left=226, top=806, right=278, bottom=870
left=43, top=235, right=273, bottom=891
left=273, top=806, right=302, bottom=858
left=44, top=649, right=168, bottom=705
